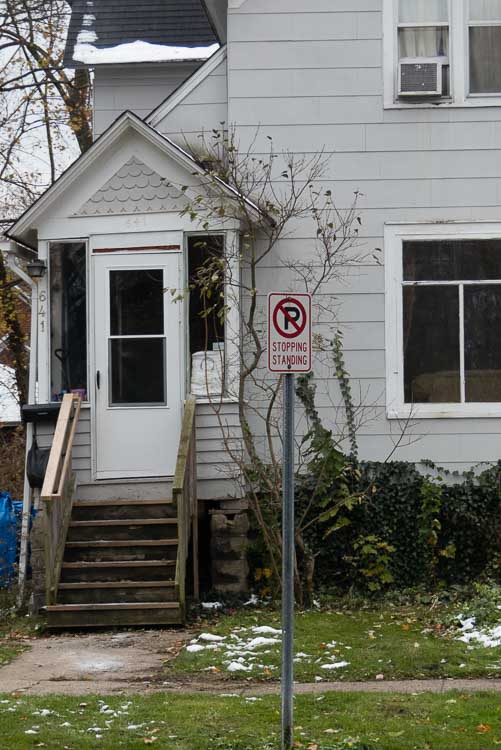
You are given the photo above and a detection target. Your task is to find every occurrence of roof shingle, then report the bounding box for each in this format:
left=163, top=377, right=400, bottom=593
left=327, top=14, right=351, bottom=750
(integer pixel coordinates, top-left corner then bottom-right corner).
left=64, top=0, right=218, bottom=67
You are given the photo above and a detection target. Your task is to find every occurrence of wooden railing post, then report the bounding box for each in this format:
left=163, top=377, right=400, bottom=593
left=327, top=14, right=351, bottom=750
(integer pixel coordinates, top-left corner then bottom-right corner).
left=172, top=397, right=198, bottom=619
left=40, top=393, right=81, bottom=605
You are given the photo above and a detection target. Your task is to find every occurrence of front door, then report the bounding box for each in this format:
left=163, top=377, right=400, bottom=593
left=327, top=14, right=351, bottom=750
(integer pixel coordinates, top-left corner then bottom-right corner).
left=93, top=251, right=182, bottom=479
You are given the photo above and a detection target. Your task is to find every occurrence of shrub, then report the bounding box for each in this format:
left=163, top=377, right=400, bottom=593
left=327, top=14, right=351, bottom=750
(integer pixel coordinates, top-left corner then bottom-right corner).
left=306, top=460, right=501, bottom=594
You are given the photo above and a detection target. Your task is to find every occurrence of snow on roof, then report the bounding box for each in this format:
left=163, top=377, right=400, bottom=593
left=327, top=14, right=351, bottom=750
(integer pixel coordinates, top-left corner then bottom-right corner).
left=64, top=0, right=219, bottom=67
left=0, top=365, right=20, bottom=424
left=73, top=40, right=219, bottom=65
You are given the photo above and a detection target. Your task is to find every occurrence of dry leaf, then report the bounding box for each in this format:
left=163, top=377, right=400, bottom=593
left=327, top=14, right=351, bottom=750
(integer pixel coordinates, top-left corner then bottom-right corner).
left=143, top=737, right=158, bottom=744
left=476, top=724, right=492, bottom=733
left=401, top=624, right=410, bottom=631
left=308, top=744, right=319, bottom=750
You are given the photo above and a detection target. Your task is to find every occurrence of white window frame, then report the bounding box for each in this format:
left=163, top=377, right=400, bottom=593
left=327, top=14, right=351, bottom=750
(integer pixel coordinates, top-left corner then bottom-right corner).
left=383, top=0, right=501, bottom=108
left=385, top=221, right=501, bottom=419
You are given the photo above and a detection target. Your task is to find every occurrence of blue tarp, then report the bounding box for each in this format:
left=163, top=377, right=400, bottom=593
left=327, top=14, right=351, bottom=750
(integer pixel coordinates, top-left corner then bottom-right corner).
left=0, top=492, right=17, bottom=585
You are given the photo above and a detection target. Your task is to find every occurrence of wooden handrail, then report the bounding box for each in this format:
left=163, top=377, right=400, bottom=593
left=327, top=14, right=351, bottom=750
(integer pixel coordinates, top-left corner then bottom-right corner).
left=173, top=397, right=198, bottom=618
left=41, top=393, right=81, bottom=605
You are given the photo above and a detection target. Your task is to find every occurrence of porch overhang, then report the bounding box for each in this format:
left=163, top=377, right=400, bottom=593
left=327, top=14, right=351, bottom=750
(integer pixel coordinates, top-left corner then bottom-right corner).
left=6, top=111, right=268, bottom=250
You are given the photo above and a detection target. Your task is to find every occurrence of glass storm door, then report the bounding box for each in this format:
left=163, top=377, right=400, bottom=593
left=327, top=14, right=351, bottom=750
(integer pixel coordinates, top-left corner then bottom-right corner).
left=93, top=252, right=182, bottom=479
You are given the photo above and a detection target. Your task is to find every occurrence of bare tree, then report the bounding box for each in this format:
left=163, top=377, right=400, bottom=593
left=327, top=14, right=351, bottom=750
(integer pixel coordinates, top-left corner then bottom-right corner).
left=0, top=0, right=92, bottom=222
left=171, top=128, right=374, bottom=604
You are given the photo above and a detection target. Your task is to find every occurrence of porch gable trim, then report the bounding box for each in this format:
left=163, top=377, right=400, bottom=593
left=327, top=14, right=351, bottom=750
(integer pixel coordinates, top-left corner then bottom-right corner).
left=147, top=45, right=227, bottom=128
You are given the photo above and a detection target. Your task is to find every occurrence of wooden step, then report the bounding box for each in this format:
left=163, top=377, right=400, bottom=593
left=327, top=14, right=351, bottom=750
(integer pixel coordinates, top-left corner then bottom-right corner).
left=62, top=561, right=175, bottom=568
left=48, top=602, right=179, bottom=611
left=72, top=498, right=175, bottom=521
left=73, top=499, right=173, bottom=507
left=59, top=581, right=175, bottom=589
left=57, top=580, right=177, bottom=605
left=60, top=560, right=175, bottom=583
left=46, top=602, right=183, bottom=628
left=64, top=538, right=178, bottom=563
left=67, top=518, right=178, bottom=542
left=69, top=519, right=176, bottom=527
left=65, top=539, right=178, bottom=548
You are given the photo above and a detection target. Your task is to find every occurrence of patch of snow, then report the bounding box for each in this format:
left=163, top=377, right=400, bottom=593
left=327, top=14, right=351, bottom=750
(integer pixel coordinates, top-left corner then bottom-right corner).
left=226, top=661, right=253, bottom=672
left=186, top=644, right=205, bottom=653
left=252, top=626, right=281, bottom=635
left=198, top=633, right=225, bottom=642
left=244, top=594, right=259, bottom=606
left=77, top=30, right=98, bottom=44
left=202, top=602, right=223, bottom=610
left=457, top=616, right=501, bottom=648
left=73, top=40, right=220, bottom=65
left=245, top=637, right=281, bottom=650
left=320, top=661, right=350, bottom=670
left=82, top=13, right=96, bottom=27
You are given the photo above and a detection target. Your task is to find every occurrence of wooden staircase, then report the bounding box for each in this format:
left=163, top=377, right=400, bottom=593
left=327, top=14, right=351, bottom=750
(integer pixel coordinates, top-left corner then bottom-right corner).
left=46, top=498, right=182, bottom=627
left=40, top=395, right=198, bottom=629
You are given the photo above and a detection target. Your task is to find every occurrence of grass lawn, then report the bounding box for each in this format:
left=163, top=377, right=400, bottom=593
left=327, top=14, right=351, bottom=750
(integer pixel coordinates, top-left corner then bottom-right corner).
left=168, top=605, right=501, bottom=682
left=0, top=594, right=42, bottom=666
left=0, top=691, right=500, bottom=749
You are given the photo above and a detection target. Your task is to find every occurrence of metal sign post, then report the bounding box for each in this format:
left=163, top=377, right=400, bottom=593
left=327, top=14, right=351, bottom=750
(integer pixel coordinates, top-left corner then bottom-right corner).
left=268, top=293, right=312, bottom=750
left=282, top=371, right=295, bottom=750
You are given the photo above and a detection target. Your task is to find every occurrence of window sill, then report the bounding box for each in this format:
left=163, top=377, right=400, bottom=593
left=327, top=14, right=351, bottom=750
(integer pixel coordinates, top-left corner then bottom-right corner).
left=385, top=97, right=501, bottom=110
left=387, top=404, right=501, bottom=420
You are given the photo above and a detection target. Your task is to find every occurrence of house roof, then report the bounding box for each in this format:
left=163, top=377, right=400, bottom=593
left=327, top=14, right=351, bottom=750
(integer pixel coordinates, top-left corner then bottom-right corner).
left=63, top=0, right=219, bottom=67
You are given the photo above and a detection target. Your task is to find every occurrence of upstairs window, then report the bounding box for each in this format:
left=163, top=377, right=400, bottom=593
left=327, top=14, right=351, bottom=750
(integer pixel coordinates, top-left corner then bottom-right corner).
left=398, top=0, right=450, bottom=96
left=469, top=1, right=501, bottom=94
left=385, top=1, right=501, bottom=105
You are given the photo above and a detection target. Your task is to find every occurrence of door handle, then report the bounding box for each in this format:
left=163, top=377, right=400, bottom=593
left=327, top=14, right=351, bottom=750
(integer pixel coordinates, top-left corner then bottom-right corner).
left=96, top=370, right=101, bottom=390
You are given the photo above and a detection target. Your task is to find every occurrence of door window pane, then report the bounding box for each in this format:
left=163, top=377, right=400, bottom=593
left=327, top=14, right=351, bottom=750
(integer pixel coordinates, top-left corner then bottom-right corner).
left=469, top=26, right=501, bottom=93
left=110, top=338, right=165, bottom=405
left=403, top=239, right=501, bottom=281
left=50, top=242, right=87, bottom=401
left=464, top=285, right=501, bottom=401
left=110, top=269, right=164, bottom=336
left=403, top=286, right=460, bottom=403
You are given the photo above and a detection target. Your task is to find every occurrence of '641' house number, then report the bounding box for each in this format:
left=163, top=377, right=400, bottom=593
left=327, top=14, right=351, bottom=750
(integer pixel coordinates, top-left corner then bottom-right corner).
left=38, top=290, right=47, bottom=333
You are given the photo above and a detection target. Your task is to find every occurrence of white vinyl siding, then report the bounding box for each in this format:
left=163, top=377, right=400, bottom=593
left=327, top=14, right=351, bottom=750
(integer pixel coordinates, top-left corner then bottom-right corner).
left=227, top=0, right=501, bottom=471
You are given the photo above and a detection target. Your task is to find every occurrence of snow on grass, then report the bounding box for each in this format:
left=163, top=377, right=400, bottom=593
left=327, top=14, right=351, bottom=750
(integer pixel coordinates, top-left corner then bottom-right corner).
left=457, top=616, right=501, bottom=648
left=320, top=661, right=351, bottom=670
left=73, top=40, right=220, bottom=65
left=184, top=624, right=283, bottom=674
left=183, top=621, right=358, bottom=676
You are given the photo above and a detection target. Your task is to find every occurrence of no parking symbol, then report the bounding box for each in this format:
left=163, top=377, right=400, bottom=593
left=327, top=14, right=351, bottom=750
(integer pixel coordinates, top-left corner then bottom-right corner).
left=268, top=293, right=312, bottom=373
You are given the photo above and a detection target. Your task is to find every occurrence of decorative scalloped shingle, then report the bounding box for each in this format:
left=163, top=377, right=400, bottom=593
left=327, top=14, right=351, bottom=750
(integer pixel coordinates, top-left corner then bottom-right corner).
left=74, top=157, right=184, bottom=216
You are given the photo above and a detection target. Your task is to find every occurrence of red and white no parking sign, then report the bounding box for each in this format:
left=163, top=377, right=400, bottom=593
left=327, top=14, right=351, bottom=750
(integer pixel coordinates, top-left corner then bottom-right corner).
left=268, top=293, right=312, bottom=373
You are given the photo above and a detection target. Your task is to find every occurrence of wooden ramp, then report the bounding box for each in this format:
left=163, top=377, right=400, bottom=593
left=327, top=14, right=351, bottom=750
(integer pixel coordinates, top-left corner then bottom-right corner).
left=41, top=395, right=198, bottom=629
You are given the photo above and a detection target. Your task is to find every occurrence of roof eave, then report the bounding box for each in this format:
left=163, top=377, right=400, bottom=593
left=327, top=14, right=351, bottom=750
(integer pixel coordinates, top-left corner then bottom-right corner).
left=8, top=111, right=270, bottom=244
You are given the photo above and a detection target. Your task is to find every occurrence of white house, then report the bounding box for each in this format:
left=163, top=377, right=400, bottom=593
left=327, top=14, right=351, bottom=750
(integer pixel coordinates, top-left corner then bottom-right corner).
left=6, top=0, right=501, bottom=626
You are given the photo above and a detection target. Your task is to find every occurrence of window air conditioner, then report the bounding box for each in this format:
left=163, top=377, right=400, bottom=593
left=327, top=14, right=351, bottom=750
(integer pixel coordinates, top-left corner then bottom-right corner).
left=399, top=59, right=443, bottom=97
